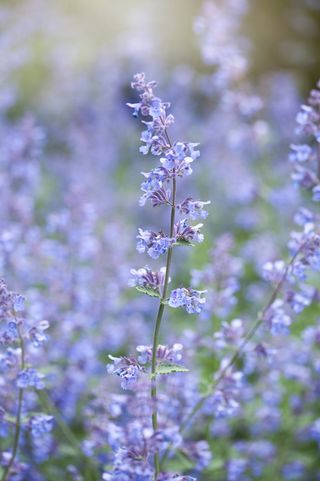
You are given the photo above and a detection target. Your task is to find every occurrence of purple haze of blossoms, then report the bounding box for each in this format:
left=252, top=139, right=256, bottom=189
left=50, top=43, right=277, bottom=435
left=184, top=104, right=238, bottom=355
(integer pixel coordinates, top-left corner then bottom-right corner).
left=2, top=2, right=320, bottom=478
left=260, top=81, right=320, bottom=336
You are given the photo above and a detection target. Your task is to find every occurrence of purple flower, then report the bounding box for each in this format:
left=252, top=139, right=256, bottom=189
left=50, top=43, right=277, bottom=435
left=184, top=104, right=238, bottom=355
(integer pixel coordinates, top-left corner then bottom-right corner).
left=294, top=207, right=314, bottom=227
left=168, top=288, right=186, bottom=308
left=17, top=368, right=45, bottom=390
left=203, top=368, right=242, bottom=419
left=29, top=320, right=50, bottom=347
left=127, top=73, right=172, bottom=156
left=107, top=356, right=143, bottom=390
left=129, top=266, right=167, bottom=296
left=214, top=319, right=244, bottom=347
left=282, top=461, right=305, bottom=480
left=289, top=143, right=312, bottom=163
left=285, top=285, right=315, bottom=313
left=29, top=415, right=54, bottom=437
left=184, top=440, right=212, bottom=470
left=169, top=288, right=206, bottom=314
left=158, top=475, right=196, bottom=481
left=262, top=260, right=286, bottom=283
left=177, top=198, right=211, bottom=219
left=139, top=167, right=170, bottom=206
left=312, top=184, right=320, bottom=201
left=159, top=142, right=200, bottom=177
left=148, top=187, right=171, bottom=208
left=13, top=294, right=25, bottom=312
left=226, top=458, right=248, bottom=481
left=263, top=300, right=292, bottom=335
left=103, top=444, right=153, bottom=479
left=136, top=229, right=173, bottom=259
left=136, top=343, right=184, bottom=365
left=310, top=418, right=320, bottom=444
left=174, top=220, right=204, bottom=244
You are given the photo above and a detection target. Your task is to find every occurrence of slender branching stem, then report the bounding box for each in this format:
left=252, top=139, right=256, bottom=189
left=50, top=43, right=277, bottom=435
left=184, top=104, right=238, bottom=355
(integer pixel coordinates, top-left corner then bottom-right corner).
left=151, top=126, right=176, bottom=479
left=160, top=243, right=305, bottom=469
left=35, top=389, right=81, bottom=454
left=1, top=325, right=25, bottom=481
left=36, top=389, right=98, bottom=481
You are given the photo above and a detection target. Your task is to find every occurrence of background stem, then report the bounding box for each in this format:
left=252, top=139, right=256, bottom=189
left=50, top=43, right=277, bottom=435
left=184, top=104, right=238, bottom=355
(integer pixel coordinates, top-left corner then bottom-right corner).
left=160, top=243, right=304, bottom=469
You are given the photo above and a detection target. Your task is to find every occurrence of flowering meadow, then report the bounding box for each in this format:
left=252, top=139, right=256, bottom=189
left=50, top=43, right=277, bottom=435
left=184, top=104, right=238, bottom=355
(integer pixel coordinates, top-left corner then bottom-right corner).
left=1, top=1, right=320, bottom=480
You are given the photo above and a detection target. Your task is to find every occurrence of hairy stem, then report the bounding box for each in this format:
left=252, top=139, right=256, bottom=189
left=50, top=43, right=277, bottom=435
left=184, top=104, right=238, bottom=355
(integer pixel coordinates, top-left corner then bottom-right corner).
left=1, top=326, right=25, bottom=481
left=151, top=125, right=176, bottom=479
left=151, top=174, right=176, bottom=478
left=160, top=244, right=304, bottom=469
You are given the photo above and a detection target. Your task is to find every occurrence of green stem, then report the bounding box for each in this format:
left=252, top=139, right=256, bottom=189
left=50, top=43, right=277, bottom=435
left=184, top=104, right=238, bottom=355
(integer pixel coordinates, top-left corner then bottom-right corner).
left=35, top=390, right=97, bottom=481
left=35, top=390, right=81, bottom=453
left=151, top=304, right=164, bottom=477
left=151, top=173, right=176, bottom=479
left=1, top=326, right=25, bottom=481
left=160, top=244, right=304, bottom=469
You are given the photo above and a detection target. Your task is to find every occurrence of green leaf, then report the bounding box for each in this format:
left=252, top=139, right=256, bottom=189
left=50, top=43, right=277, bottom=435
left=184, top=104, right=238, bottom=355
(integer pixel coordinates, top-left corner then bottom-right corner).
left=155, top=361, right=189, bottom=375
left=175, top=450, right=194, bottom=469
left=136, top=286, right=160, bottom=298
left=207, top=458, right=225, bottom=472
left=173, top=239, right=194, bottom=247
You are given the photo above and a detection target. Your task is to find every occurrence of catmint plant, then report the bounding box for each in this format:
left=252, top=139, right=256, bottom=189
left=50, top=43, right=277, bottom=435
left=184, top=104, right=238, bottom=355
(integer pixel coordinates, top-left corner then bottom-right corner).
left=157, top=79, right=320, bottom=476
left=0, top=279, right=51, bottom=481
left=261, top=81, right=320, bottom=336
left=106, top=73, right=210, bottom=480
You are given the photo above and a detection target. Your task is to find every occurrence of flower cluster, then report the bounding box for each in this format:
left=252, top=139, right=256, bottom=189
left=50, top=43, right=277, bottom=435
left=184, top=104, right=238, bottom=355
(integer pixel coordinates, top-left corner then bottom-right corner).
left=136, top=343, right=184, bottom=365
left=127, top=72, right=208, bottom=315
left=137, top=229, right=173, bottom=259
left=177, top=198, right=211, bottom=220
left=169, top=288, right=207, bottom=314
left=194, top=0, right=250, bottom=88
left=129, top=266, right=168, bottom=296
left=107, top=355, right=144, bottom=390
left=0, top=279, right=50, bottom=476
left=17, top=368, right=45, bottom=389
left=290, top=80, right=320, bottom=196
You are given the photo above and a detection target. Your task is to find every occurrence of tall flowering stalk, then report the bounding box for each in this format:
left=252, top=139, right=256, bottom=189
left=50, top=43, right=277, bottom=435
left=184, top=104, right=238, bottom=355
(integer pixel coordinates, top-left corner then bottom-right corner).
left=128, top=73, right=208, bottom=478
left=107, top=73, right=209, bottom=480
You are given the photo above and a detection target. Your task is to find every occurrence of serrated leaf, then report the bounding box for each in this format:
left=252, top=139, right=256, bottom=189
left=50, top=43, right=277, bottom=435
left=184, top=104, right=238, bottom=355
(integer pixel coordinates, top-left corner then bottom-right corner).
left=136, top=286, right=160, bottom=298
left=156, top=361, right=189, bottom=375
left=174, top=239, right=194, bottom=247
